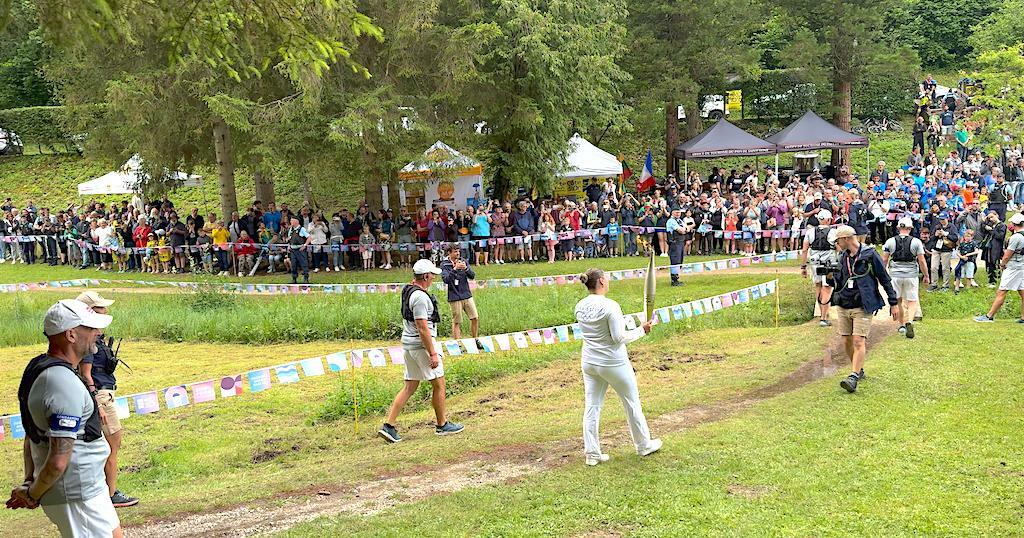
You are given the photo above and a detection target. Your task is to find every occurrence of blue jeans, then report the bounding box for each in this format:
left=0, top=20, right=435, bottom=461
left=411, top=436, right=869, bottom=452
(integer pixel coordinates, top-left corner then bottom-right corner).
left=668, top=241, right=684, bottom=281
left=290, top=250, right=309, bottom=281
left=622, top=232, right=636, bottom=256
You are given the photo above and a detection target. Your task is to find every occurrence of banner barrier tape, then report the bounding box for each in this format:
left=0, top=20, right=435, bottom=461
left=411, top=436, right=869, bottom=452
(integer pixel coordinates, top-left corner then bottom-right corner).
left=0, top=279, right=778, bottom=439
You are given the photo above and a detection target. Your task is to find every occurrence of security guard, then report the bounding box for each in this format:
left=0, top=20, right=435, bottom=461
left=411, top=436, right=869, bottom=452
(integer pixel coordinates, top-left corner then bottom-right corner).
left=77, top=291, right=139, bottom=508
left=665, top=208, right=686, bottom=287
left=9, top=300, right=123, bottom=537
left=832, top=226, right=900, bottom=393
left=800, top=210, right=837, bottom=326
left=286, top=217, right=312, bottom=284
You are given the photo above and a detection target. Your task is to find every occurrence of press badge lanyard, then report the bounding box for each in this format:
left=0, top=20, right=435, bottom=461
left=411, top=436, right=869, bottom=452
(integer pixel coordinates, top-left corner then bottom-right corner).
left=845, top=245, right=867, bottom=289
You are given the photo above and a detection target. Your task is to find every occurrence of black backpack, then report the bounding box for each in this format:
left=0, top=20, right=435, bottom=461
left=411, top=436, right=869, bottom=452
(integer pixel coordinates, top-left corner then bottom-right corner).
left=401, top=284, right=440, bottom=325
left=892, top=235, right=917, bottom=262
left=17, top=355, right=103, bottom=444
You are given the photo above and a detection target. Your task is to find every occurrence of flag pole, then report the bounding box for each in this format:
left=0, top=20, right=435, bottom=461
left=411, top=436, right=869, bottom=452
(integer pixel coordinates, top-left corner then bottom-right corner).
left=350, top=361, right=359, bottom=434
left=774, top=272, right=780, bottom=328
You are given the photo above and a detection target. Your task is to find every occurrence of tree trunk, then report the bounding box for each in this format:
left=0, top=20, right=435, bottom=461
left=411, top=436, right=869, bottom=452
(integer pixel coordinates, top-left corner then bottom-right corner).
left=665, top=101, right=679, bottom=179
left=253, top=164, right=275, bottom=205
left=683, top=101, right=702, bottom=139
left=212, top=116, right=238, bottom=221
left=831, top=75, right=853, bottom=169
left=301, top=172, right=312, bottom=207
left=363, top=146, right=383, bottom=209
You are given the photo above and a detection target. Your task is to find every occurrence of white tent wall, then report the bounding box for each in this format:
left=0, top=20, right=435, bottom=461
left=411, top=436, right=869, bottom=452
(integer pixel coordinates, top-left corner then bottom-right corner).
left=558, top=133, right=622, bottom=178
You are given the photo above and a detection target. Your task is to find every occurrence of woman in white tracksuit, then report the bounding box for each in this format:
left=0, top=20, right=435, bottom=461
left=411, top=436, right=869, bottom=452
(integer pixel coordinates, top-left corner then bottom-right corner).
left=575, top=268, right=663, bottom=466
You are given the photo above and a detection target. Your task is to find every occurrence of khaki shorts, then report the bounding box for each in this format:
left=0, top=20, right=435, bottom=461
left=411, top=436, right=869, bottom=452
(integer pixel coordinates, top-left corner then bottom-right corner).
left=450, top=297, right=478, bottom=324
left=836, top=307, right=872, bottom=337
left=403, top=348, right=445, bottom=381
left=892, top=277, right=920, bottom=302
left=95, top=390, right=121, bottom=436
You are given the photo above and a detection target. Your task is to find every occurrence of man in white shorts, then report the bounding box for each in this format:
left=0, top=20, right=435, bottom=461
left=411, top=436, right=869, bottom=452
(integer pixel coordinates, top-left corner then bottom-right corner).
left=975, top=213, right=1024, bottom=323
left=882, top=218, right=930, bottom=338
left=378, top=259, right=465, bottom=443
left=9, top=300, right=122, bottom=537
left=801, top=210, right=838, bottom=326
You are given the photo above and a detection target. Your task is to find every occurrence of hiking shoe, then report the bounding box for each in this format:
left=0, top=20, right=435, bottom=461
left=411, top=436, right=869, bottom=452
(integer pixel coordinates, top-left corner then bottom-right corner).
left=819, top=319, right=831, bottom=327
left=435, top=422, right=465, bottom=436
left=110, top=490, right=139, bottom=508
left=1016, top=319, right=1024, bottom=324
left=585, top=454, right=611, bottom=466
left=670, top=281, right=683, bottom=287
left=377, top=423, right=401, bottom=443
left=840, top=373, right=859, bottom=393
left=858, top=369, right=866, bottom=380
left=639, top=438, right=663, bottom=457
left=905, top=321, right=915, bottom=339
left=973, top=315, right=995, bottom=323
left=897, top=325, right=907, bottom=334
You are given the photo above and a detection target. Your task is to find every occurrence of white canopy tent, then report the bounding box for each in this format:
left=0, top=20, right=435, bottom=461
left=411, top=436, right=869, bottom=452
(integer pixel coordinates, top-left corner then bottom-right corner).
left=558, top=133, right=623, bottom=178
left=77, top=155, right=201, bottom=196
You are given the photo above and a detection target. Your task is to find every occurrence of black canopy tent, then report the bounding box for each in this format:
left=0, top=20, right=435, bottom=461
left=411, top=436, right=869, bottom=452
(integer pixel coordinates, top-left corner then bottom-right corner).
left=765, top=110, right=869, bottom=176
left=673, top=119, right=777, bottom=185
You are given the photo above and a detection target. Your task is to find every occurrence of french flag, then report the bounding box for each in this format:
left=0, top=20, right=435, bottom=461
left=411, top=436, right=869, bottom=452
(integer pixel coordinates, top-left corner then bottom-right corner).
left=636, top=150, right=655, bottom=191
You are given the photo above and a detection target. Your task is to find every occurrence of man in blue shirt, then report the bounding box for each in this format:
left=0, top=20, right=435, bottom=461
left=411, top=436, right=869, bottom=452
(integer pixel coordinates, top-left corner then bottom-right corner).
left=261, top=202, right=282, bottom=233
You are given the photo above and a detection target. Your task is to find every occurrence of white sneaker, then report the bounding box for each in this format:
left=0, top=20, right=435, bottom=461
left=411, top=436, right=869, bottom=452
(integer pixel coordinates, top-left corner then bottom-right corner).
left=639, top=438, right=663, bottom=457
left=584, top=454, right=610, bottom=466
left=325, top=267, right=331, bottom=272
left=237, top=272, right=243, bottom=277
left=334, top=266, right=340, bottom=272
left=313, top=268, right=319, bottom=273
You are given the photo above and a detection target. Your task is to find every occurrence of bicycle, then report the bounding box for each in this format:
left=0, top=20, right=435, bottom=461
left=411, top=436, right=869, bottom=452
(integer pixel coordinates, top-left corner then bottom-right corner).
left=857, top=117, right=903, bottom=134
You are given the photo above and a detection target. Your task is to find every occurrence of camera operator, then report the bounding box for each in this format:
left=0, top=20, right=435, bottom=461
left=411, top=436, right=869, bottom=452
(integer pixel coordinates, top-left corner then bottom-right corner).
left=801, top=210, right=838, bottom=327
left=831, top=226, right=900, bottom=394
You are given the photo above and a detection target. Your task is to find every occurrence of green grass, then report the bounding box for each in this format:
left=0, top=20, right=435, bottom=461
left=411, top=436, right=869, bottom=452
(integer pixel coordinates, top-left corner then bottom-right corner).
left=0, top=319, right=831, bottom=535
left=0, top=266, right=802, bottom=347
left=282, top=320, right=1024, bottom=537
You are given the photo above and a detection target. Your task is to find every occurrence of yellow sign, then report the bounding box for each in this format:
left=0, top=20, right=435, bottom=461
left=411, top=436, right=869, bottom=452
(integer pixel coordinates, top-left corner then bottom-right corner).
left=553, top=177, right=586, bottom=200
left=727, top=90, right=743, bottom=112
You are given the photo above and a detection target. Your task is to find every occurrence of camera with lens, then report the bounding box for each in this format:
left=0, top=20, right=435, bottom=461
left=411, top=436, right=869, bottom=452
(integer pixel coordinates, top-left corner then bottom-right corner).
left=814, top=260, right=840, bottom=276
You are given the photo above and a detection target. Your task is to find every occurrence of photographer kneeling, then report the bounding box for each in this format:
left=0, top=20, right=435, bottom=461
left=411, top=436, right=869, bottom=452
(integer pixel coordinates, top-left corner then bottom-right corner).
left=831, top=226, right=900, bottom=393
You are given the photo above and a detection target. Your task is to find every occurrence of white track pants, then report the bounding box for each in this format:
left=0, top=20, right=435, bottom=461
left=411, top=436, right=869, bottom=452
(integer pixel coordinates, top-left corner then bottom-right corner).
left=582, top=361, right=654, bottom=456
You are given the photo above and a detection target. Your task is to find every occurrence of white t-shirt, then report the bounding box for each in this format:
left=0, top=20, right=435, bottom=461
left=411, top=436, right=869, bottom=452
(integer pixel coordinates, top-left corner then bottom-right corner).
left=574, top=294, right=645, bottom=368
left=1007, top=232, right=1024, bottom=270
left=401, top=288, right=438, bottom=349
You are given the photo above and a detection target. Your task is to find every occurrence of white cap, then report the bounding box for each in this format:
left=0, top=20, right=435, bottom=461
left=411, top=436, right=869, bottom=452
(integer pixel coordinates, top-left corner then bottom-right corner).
left=76, top=291, right=115, bottom=307
left=897, top=217, right=913, bottom=229
left=413, top=259, right=442, bottom=275
left=1009, top=213, right=1024, bottom=226
left=813, top=192, right=823, bottom=200
left=44, top=299, right=113, bottom=337
left=818, top=210, right=833, bottom=221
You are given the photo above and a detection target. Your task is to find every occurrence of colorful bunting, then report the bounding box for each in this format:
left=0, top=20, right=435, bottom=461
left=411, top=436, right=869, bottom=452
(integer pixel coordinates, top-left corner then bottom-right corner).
left=220, top=375, right=243, bottom=397
left=247, top=369, right=272, bottom=393
left=164, top=386, right=190, bottom=409
left=299, top=358, right=326, bottom=377
left=191, top=381, right=216, bottom=404
left=275, top=363, right=300, bottom=384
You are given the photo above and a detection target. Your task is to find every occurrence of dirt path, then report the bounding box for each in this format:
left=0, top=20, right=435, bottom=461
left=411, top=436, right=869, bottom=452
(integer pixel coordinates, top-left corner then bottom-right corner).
left=130, top=320, right=894, bottom=538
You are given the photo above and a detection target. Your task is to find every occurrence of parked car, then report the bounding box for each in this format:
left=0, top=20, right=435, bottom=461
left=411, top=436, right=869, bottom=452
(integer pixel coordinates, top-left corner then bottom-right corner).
left=0, top=128, right=24, bottom=156
left=677, top=94, right=730, bottom=121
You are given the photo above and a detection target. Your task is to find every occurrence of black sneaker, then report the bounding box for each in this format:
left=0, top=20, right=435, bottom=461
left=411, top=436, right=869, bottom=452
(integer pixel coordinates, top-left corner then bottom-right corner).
left=858, top=368, right=866, bottom=380
left=378, top=423, right=401, bottom=443
left=670, top=280, right=683, bottom=287
left=840, top=373, right=859, bottom=393
left=111, top=490, right=139, bottom=508
left=904, top=321, right=915, bottom=339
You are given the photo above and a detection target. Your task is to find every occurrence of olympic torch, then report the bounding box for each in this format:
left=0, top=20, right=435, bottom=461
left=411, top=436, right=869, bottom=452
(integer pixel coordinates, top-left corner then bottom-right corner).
left=643, top=251, right=656, bottom=322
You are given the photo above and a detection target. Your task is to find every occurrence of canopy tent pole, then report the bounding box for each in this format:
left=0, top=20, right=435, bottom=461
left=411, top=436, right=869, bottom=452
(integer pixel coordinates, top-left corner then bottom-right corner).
left=683, top=159, right=688, bottom=187
left=866, top=146, right=870, bottom=180
left=774, top=154, right=779, bottom=179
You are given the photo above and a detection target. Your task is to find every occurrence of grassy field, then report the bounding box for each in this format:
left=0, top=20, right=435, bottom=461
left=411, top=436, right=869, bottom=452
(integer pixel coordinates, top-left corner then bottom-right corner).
left=0, top=264, right=804, bottom=347
left=282, top=320, right=1024, bottom=537
left=0, top=319, right=830, bottom=535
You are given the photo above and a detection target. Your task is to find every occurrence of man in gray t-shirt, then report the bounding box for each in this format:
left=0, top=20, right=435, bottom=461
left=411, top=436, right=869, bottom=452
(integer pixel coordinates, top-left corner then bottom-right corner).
left=378, top=259, right=464, bottom=444
left=976, top=213, right=1024, bottom=322
left=9, top=300, right=121, bottom=537
left=882, top=218, right=929, bottom=337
